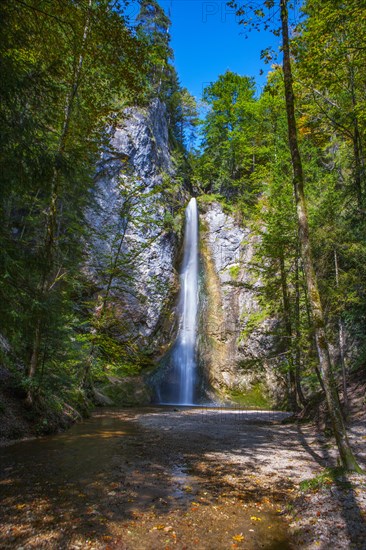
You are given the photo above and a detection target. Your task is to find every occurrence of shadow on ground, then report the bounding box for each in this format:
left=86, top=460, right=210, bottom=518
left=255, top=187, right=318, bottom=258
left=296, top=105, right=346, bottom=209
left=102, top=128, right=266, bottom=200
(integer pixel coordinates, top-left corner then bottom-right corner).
left=0, top=407, right=364, bottom=549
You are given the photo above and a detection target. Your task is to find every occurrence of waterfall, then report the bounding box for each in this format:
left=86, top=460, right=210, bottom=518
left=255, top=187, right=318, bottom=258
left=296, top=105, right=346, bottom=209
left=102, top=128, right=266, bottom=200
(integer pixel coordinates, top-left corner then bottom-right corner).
left=175, top=197, right=199, bottom=404
left=157, top=197, right=199, bottom=405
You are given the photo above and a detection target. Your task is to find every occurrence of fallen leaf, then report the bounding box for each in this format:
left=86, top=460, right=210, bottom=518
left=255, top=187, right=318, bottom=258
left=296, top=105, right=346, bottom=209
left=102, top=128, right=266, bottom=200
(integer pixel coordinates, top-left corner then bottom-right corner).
left=99, top=516, right=107, bottom=523
left=250, top=516, right=262, bottom=522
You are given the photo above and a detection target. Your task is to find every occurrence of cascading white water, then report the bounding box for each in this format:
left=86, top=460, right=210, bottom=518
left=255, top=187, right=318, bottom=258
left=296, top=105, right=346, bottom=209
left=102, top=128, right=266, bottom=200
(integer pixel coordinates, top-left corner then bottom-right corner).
left=174, top=197, right=199, bottom=404
left=156, top=197, right=199, bottom=405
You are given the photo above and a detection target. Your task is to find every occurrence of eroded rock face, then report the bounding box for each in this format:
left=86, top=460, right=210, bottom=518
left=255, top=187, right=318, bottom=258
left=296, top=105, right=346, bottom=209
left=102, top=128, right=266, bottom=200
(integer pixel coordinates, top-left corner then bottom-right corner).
left=199, top=201, right=283, bottom=403
left=85, top=103, right=284, bottom=404
left=86, top=100, right=185, bottom=361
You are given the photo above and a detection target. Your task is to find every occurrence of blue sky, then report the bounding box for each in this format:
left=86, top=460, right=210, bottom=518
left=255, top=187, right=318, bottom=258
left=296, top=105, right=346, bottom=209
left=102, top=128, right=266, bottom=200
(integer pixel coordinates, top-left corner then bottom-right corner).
left=157, top=0, right=281, bottom=101
left=126, top=1, right=305, bottom=103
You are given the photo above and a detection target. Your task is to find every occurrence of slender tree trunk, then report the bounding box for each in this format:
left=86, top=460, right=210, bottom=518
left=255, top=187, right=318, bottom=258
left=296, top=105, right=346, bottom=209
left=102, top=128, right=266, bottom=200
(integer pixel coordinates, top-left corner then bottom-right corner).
left=80, top=191, right=136, bottom=387
left=295, top=251, right=307, bottom=407
left=102, top=217, right=130, bottom=312
left=280, top=0, right=363, bottom=472
left=353, top=125, right=364, bottom=211
left=83, top=216, right=130, bottom=379
left=26, top=319, right=41, bottom=405
left=81, top=353, right=93, bottom=393
left=302, top=274, right=326, bottom=393
left=334, top=248, right=348, bottom=414
left=348, top=59, right=365, bottom=212
left=279, top=253, right=298, bottom=411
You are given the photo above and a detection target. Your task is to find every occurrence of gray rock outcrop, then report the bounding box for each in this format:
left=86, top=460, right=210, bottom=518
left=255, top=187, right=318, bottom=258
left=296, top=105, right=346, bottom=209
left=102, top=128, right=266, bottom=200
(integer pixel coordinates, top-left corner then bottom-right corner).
left=86, top=100, right=186, bottom=366
left=199, top=201, right=283, bottom=403
left=83, top=101, right=284, bottom=405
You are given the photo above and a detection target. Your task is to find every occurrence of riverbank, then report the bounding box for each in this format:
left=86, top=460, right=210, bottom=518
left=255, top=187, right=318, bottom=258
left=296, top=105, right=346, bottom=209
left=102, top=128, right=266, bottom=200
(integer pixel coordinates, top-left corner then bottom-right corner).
left=0, top=384, right=90, bottom=442
left=1, top=407, right=365, bottom=549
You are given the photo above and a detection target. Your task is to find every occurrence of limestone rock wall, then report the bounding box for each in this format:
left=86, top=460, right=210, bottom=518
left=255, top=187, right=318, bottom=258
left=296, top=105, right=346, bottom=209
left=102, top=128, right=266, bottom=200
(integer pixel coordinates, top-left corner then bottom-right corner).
left=199, top=201, right=284, bottom=403
left=86, top=100, right=186, bottom=359
left=84, top=101, right=284, bottom=404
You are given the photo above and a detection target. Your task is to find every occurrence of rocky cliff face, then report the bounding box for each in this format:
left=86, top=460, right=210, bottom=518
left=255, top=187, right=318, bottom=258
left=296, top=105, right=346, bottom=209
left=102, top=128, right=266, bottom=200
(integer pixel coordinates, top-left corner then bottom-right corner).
left=85, top=102, right=284, bottom=406
left=199, top=201, right=284, bottom=404
left=86, top=100, right=186, bottom=368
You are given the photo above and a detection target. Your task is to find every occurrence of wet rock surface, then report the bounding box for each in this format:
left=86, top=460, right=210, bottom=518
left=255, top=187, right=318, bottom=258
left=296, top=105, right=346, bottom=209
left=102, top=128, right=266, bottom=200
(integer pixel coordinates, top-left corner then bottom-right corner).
left=1, top=408, right=365, bottom=549
left=200, top=202, right=281, bottom=401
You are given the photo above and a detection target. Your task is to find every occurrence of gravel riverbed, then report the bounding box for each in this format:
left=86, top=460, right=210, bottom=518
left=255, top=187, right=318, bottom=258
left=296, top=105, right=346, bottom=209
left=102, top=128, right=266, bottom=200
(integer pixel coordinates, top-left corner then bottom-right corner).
left=0, top=407, right=365, bottom=549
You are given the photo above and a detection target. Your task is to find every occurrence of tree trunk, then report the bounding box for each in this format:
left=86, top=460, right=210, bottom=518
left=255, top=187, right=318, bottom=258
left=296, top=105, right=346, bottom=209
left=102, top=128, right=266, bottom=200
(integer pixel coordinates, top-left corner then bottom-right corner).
left=334, top=248, right=348, bottom=414
left=279, top=253, right=298, bottom=411
left=280, top=0, right=363, bottom=472
left=353, top=123, right=364, bottom=212
left=302, top=267, right=326, bottom=393
left=102, top=217, right=130, bottom=312
left=348, top=58, right=365, bottom=212
left=295, top=251, right=307, bottom=407
left=26, top=318, right=41, bottom=405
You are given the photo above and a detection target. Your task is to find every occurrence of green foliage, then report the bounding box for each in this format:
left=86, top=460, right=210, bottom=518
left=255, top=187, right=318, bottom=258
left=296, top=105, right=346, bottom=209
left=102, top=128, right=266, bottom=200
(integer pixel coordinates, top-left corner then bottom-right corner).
left=196, top=71, right=261, bottom=202
left=136, top=0, right=173, bottom=94
left=228, top=264, right=240, bottom=280
left=196, top=193, right=224, bottom=205
left=240, top=308, right=271, bottom=341
left=0, top=0, right=155, bottom=407
left=157, top=171, right=185, bottom=231
left=299, top=468, right=351, bottom=492
left=2, top=0, right=366, bottom=425
left=195, top=0, right=366, bottom=410
left=293, top=0, right=366, bottom=359
left=229, top=383, right=271, bottom=409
